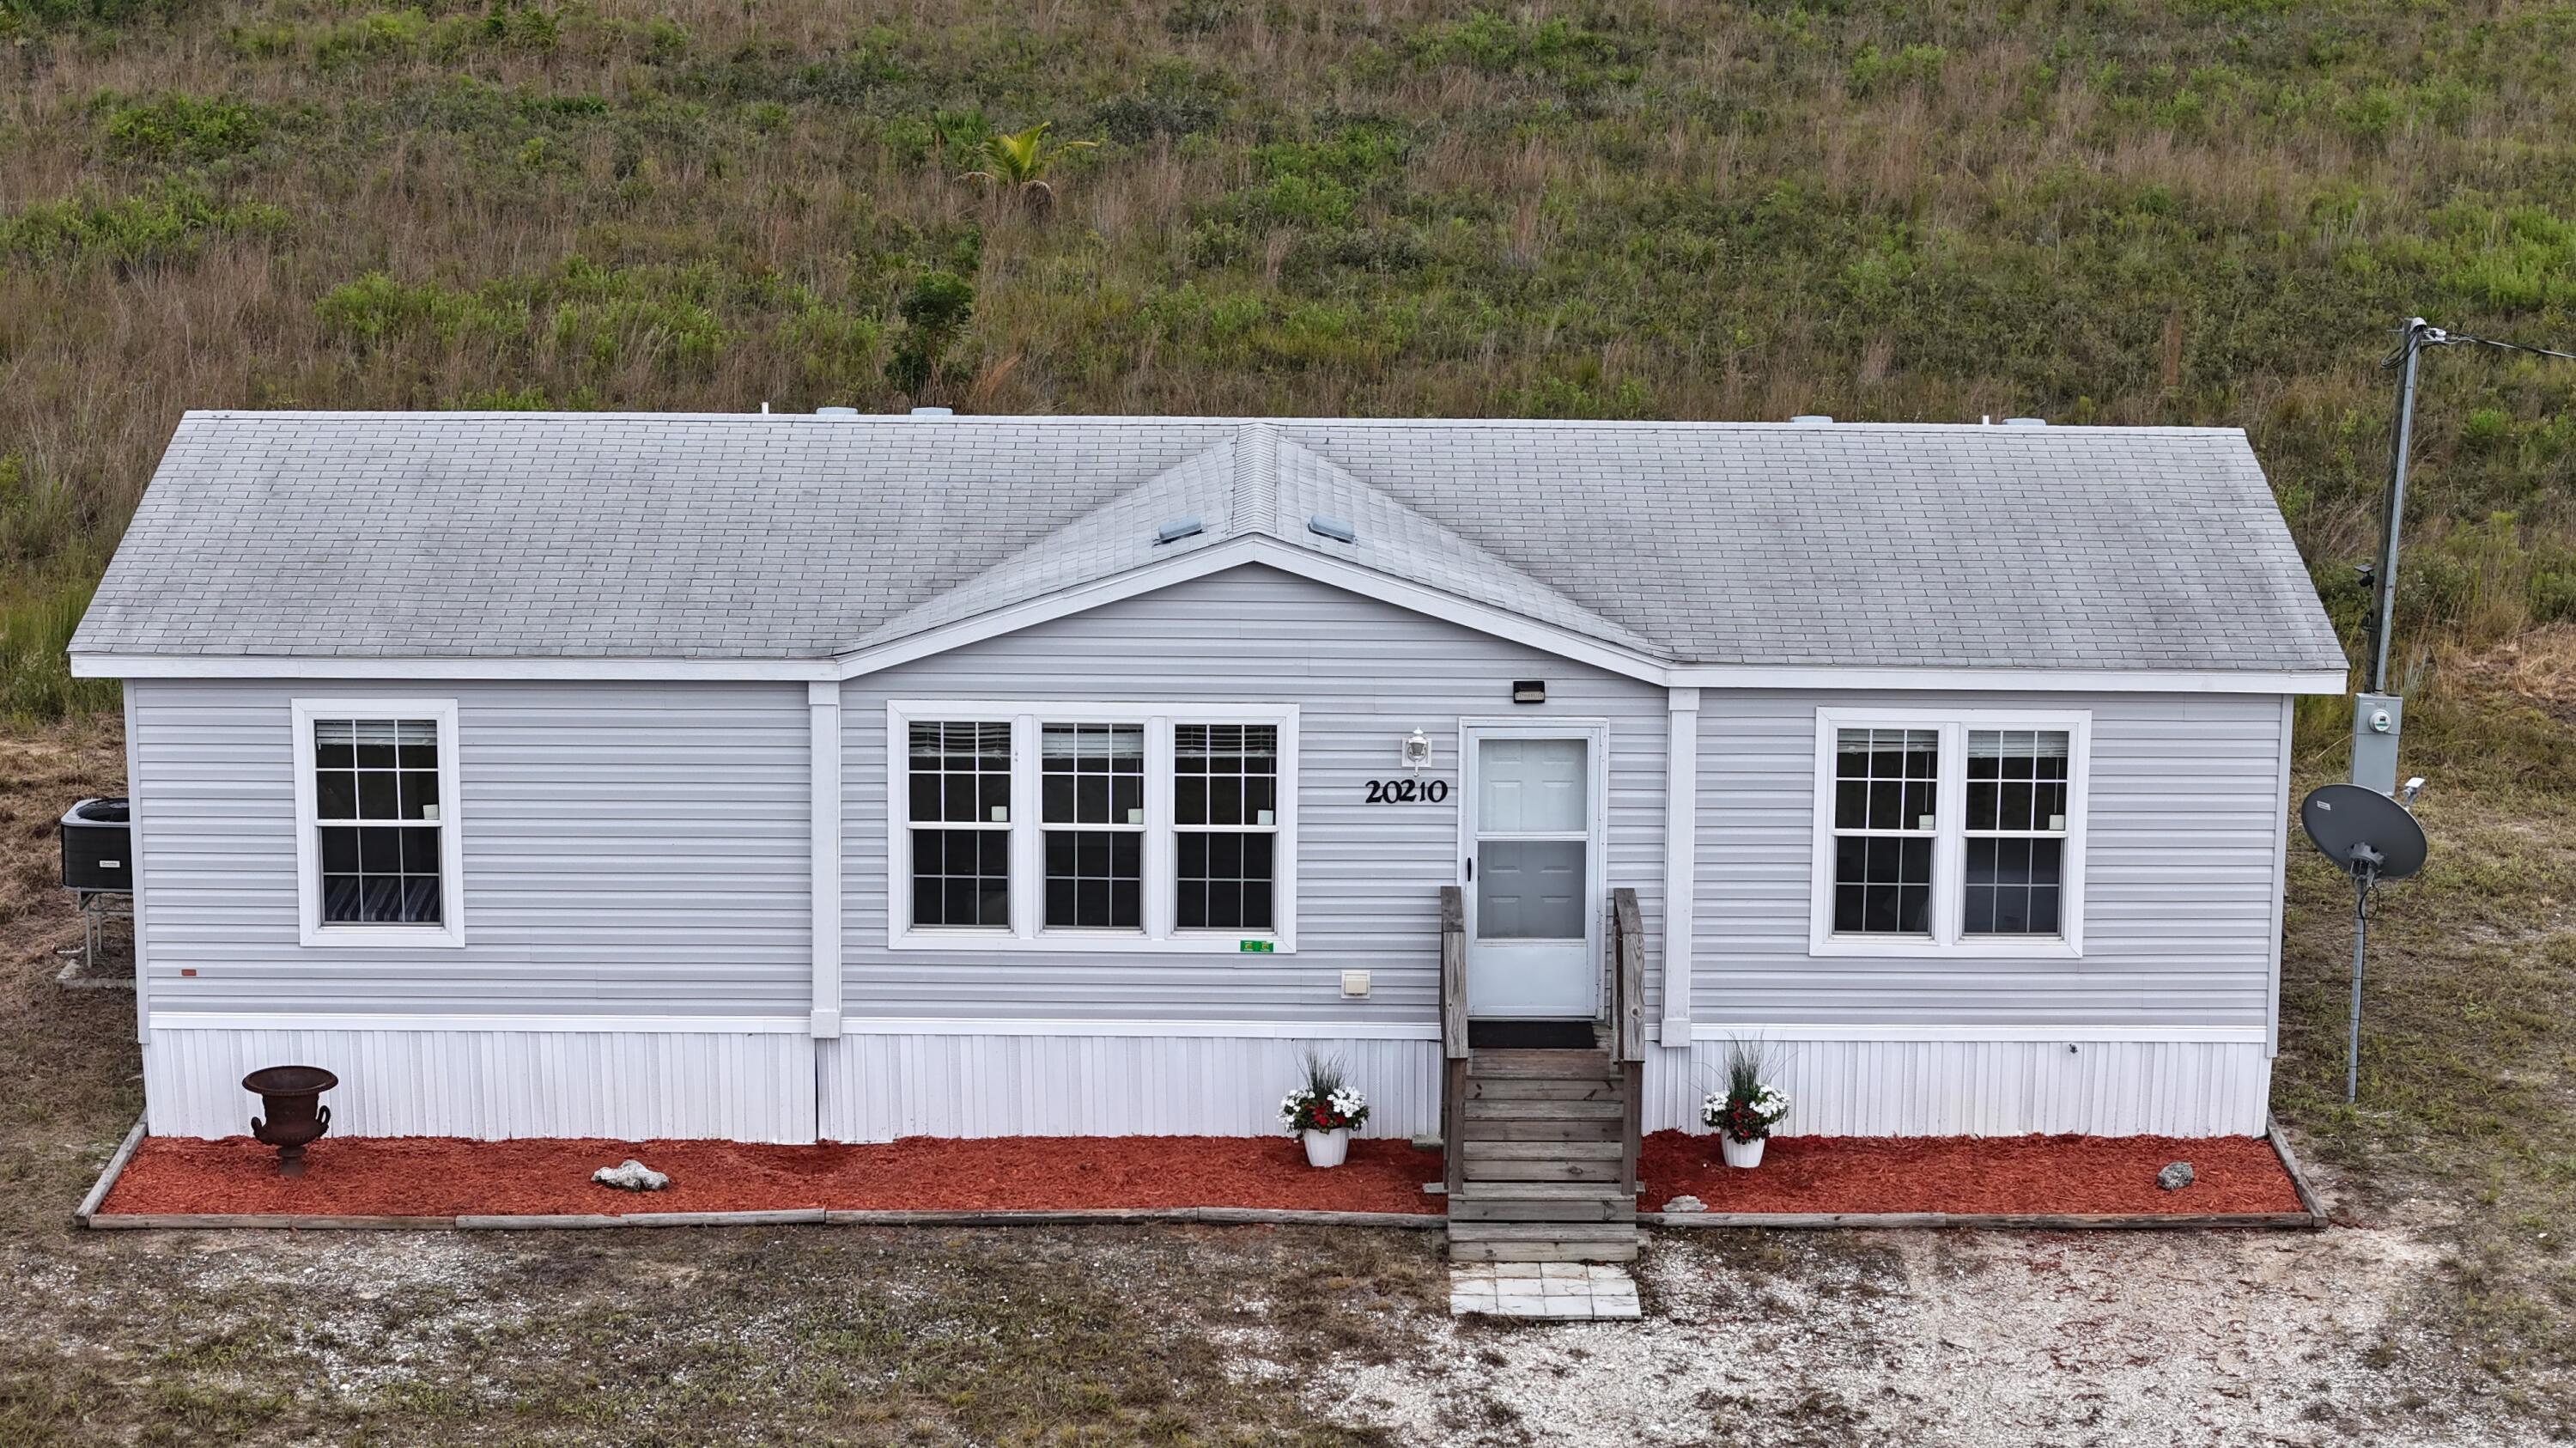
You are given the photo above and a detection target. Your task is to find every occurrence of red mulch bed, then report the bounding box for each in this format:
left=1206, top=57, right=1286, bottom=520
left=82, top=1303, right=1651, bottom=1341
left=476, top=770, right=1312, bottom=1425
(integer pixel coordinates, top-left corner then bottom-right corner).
left=1637, top=1130, right=2305, bottom=1215
left=100, top=1135, right=1443, bottom=1219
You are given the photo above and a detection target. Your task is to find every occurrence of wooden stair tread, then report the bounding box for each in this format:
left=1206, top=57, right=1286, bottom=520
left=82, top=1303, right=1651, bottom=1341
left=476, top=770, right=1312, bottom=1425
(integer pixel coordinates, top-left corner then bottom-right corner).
left=1451, top=1180, right=1634, bottom=1200
left=1463, top=1098, right=1623, bottom=1120
left=1449, top=1221, right=1643, bottom=1242
left=1467, top=1078, right=1619, bottom=1101
left=1467, top=1049, right=1613, bottom=1078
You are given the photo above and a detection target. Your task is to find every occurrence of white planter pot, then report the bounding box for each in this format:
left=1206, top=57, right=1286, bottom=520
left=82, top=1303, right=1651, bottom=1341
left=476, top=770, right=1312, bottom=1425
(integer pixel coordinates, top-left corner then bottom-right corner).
left=1302, top=1128, right=1351, bottom=1169
left=1720, top=1135, right=1766, bottom=1169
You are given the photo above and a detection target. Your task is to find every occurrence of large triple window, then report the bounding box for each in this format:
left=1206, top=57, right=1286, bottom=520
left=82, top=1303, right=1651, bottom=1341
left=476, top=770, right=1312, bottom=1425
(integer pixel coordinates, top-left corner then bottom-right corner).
left=1810, top=709, right=2089, bottom=957
left=291, top=698, right=465, bottom=947
left=890, top=703, right=1296, bottom=952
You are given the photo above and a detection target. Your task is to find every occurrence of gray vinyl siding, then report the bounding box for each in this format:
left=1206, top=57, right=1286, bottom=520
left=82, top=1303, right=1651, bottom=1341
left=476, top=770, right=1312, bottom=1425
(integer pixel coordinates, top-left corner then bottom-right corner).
left=1693, top=691, right=2287, bottom=1027
left=129, top=678, right=810, bottom=1017
left=842, top=565, right=1669, bottom=1025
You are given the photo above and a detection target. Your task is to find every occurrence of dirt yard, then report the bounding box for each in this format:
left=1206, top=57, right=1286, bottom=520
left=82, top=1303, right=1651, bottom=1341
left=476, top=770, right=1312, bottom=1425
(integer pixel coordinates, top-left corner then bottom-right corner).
left=3, top=711, right=2572, bottom=1445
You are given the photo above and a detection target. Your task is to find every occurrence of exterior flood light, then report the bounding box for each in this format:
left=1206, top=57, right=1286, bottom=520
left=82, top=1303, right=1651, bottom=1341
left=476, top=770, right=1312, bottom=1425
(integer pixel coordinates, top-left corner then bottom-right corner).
left=1511, top=679, right=1546, bottom=704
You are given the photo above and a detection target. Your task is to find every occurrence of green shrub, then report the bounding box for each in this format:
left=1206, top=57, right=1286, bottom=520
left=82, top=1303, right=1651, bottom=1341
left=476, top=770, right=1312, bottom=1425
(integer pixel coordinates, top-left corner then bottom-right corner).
left=888, top=270, right=975, bottom=398
left=0, top=579, right=117, bottom=724
left=104, top=94, right=274, bottom=162
left=0, top=182, right=287, bottom=269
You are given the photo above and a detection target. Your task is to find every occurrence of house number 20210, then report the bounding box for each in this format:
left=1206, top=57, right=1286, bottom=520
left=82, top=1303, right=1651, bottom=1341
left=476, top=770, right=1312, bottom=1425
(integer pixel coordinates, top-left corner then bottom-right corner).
left=1364, top=777, right=1449, bottom=804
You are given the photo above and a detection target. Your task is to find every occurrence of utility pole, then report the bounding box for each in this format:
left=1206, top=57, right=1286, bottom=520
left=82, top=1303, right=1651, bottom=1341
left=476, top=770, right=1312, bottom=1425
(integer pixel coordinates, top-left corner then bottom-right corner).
left=2351, top=319, right=2451, bottom=795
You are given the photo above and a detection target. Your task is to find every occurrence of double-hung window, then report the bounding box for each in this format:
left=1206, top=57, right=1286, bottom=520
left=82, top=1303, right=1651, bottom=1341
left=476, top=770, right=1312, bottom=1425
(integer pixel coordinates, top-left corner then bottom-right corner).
left=1810, top=708, right=2088, bottom=957
left=291, top=698, right=465, bottom=947
left=890, top=703, right=1297, bottom=952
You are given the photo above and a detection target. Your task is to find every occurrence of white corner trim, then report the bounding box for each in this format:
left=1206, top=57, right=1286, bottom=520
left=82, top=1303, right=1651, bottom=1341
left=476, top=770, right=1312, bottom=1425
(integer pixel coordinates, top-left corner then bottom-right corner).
left=809, top=681, right=843, bottom=1040
left=123, top=687, right=154, bottom=1047
left=1689, top=1023, right=2270, bottom=1044
left=2265, top=692, right=2293, bottom=1059
left=835, top=1017, right=1442, bottom=1039
left=148, top=1012, right=808, bottom=1034
left=289, top=697, right=467, bottom=949
left=1807, top=705, right=2092, bottom=959
left=1660, top=687, right=1699, bottom=1044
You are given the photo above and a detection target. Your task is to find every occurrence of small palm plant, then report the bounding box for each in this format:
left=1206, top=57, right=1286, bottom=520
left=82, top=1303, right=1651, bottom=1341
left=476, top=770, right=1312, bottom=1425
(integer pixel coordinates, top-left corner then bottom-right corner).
left=960, top=122, right=1097, bottom=215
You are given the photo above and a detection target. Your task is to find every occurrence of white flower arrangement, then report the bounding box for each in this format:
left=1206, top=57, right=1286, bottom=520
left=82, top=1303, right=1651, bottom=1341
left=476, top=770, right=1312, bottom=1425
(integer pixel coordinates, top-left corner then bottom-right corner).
left=1279, top=1052, right=1370, bottom=1135
left=1703, top=1039, right=1792, bottom=1143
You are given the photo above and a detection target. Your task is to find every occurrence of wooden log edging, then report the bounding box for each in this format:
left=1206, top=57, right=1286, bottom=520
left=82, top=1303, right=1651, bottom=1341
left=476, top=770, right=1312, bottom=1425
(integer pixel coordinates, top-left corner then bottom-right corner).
left=1643, top=1208, right=2322, bottom=1230
left=71, top=1117, right=146, bottom=1227
left=85, top=1202, right=1444, bottom=1232
left=2266, top=1113, right=2331, bottom=1222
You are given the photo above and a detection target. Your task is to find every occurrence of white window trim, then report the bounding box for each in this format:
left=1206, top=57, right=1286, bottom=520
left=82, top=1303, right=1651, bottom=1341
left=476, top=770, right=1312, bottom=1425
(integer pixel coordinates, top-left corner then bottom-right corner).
left=1807, top=706, right=2090, bottom=960
left=886, top=701, right=1299, bottom=954
left=289, top=697, right=466, bottom=949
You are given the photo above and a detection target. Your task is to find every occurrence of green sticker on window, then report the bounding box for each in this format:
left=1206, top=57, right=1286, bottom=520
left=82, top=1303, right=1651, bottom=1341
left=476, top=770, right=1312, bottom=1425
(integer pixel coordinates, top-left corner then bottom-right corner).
left=1239, top=940, right=1275, bottom=952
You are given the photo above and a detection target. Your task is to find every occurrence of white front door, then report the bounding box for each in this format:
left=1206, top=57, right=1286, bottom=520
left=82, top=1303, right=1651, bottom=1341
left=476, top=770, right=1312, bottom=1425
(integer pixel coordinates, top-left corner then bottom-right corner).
left=1464, top=730, right=1600, bottom=1019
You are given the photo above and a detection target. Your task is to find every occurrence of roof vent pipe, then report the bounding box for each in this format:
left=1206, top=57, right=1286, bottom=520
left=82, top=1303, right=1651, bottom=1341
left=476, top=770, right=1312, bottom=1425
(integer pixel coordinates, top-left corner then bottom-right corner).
left=910, top=405, right=954, bottom=417
left=2002, top=417, right=2047, bottom=427
left=815, top=406, right=860, bottom=417
left=1790, top=414, right=1833, bottom=425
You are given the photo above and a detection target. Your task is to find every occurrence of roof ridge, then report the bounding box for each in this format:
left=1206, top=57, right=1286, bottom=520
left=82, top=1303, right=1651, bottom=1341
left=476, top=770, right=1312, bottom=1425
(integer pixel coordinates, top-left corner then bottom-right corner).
left=1231, top=422, right=1280, bottom=537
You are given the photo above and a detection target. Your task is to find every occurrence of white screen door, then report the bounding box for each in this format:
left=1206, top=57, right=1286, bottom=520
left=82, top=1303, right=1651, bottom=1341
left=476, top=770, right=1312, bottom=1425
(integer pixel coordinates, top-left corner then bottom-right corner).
left=1465, top=731, right=1599, bottom=1019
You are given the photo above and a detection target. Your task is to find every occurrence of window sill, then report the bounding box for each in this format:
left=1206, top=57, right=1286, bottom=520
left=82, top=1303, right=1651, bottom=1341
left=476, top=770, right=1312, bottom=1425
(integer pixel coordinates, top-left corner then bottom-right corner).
left=300, top=922, right=467, bottom=950
left=890, top=928, right=1293, bottom=955
left=1807, top=934, right=2080, bottom=961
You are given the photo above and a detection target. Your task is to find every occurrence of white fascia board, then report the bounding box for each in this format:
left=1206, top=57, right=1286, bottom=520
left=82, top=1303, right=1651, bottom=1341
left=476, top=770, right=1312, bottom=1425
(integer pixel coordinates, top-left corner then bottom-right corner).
left=1671, top=664, right=2348, bottom=695
left=832, top=535, right=1674, bottom=684
left=71, top=654, right=835, bottom=681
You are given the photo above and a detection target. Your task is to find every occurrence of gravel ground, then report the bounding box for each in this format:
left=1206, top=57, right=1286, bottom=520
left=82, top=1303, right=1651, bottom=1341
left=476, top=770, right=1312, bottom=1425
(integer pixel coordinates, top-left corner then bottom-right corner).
left=1267, top=1208, right=2555, bottom=1446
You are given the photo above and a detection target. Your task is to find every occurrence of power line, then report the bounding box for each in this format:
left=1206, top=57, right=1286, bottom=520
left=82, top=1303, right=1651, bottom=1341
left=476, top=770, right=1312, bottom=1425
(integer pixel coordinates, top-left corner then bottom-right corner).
left=2383, top=322, right=2576, bottom=368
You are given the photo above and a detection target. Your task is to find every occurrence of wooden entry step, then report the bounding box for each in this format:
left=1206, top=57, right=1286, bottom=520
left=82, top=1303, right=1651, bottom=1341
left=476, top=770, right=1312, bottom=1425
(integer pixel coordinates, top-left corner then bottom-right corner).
left=1445, top=1043, right=1642, bottom=1263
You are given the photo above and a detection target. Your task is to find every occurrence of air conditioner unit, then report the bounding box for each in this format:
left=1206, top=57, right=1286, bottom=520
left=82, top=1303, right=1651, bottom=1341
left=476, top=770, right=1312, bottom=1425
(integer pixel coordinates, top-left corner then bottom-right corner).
left=60, top=798, right=131, bottom=894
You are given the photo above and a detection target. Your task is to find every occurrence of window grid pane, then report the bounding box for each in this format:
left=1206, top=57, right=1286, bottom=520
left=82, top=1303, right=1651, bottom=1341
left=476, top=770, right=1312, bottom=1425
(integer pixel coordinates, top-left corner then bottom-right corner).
left=1830, top=727, right=1936, bottom=935
left=315, top=717, right=442, bottom=926
left=1042, top=723, right=1145, bottom=827
left=1963, top=729, right=2069, bottom=937
left=1176, top=724, right=1279, bottom=932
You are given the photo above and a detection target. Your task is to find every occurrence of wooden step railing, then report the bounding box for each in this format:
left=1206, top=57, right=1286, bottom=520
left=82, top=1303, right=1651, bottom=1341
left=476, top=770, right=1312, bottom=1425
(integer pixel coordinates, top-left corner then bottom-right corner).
left=1607, top=885, right=1645, bottom=1196
left=1438, top=884, right=1467, bottom=1199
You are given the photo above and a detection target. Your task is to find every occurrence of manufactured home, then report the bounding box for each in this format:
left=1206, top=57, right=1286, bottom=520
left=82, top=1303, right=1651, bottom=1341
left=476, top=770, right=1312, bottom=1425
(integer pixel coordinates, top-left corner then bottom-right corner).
left=72, top=411, right=2347, bottom=1152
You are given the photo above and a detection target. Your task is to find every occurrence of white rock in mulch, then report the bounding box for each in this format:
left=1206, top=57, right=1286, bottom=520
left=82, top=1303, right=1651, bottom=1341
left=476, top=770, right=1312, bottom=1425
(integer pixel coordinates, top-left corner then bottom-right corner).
left=592, top=1159, right=670, bottom=1192
left=2157, top=1161, right=2195, bottom=1191
left=1661, top=1195, right=1706, bottom=1214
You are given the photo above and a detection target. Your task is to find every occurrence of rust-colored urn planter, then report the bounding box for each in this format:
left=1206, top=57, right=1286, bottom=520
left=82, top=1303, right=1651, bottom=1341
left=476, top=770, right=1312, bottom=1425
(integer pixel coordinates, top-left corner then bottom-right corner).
left=244, top=1065, right=337, bottom=1177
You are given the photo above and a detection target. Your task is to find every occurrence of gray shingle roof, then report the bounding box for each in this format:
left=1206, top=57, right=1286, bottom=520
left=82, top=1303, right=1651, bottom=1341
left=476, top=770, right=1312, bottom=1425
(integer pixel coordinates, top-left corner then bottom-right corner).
left=72, top=411, right=2348, bottom=673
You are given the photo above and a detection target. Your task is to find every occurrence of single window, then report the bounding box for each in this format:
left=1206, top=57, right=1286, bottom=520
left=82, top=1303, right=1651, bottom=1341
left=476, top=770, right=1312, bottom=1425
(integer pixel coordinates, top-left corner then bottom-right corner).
left=1964, top=729, right=2070, bottom=935
left=1174, top=723, right=1279, bottom=930
left=907, top=721, right=1012, bottom=928
left=1041, top=722, right=1145, bottom=929
left=313, top=718, right=446, bottom=925
left=1830, top=727, right=1938, bottom=935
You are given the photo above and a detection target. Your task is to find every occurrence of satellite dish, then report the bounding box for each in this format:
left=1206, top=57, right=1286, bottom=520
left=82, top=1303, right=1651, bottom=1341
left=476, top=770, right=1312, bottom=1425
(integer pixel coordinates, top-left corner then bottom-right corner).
left=2297, top=781, right=2430, bottom=1104
left=2301, top=782, right=2428, bottom=882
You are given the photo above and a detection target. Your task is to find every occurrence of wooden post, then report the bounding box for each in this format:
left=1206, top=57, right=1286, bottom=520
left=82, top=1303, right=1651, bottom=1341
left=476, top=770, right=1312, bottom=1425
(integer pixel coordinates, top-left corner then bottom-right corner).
left=1439, top=885, right=1467, bottom=1199
left=1609, top=887, right=1645, bottom=1195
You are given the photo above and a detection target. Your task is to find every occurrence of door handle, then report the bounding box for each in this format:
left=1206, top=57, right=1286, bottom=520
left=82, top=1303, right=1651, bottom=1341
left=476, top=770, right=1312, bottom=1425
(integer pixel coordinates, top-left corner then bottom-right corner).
left=1465, top=856, right=1473, bottom=882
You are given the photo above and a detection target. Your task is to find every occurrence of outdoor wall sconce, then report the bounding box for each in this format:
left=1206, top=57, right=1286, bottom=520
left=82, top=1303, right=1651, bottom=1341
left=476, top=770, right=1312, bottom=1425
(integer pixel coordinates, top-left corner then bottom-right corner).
left=1403, top=729, right=1432, bottom=770
left=1511, top=680, right=1546, bottom=704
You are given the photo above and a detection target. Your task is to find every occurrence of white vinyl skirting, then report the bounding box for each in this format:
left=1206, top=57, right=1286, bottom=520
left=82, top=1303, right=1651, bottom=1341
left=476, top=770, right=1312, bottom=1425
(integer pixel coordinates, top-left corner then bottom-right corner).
left=817, top=1034, right=1443, bottom=1141
left=1642, top=1038, right=2274, bottom=1138
left=143, top=1028, right=818, bottom=1142
left=141, top=1028, right=2269, bottom=1142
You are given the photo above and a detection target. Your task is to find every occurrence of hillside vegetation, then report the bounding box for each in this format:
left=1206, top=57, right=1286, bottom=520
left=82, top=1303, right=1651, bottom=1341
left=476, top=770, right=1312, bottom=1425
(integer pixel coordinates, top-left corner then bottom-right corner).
left=2, top=0, right=2574, bottom=715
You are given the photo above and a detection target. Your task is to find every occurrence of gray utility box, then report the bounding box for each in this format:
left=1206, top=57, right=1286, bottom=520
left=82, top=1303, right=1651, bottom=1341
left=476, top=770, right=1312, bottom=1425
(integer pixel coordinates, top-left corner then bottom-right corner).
left=59, top=798, right=132, bottom=893
left=2350, top=693, right=2403, bottom=797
